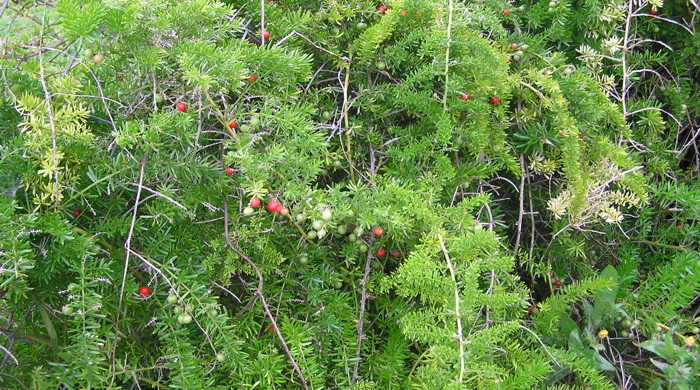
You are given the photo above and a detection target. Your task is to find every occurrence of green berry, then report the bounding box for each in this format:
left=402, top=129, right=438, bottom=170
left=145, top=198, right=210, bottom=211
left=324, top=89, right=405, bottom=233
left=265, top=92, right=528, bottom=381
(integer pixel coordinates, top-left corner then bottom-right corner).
left=62, top=305, right=73, bottom=315
left=312, top=220, right=324, bottom=231
left=174, top=306, right=183, bottom=314
left=321, top=209, right=332, bottom=221
left=307, top=230, right=317, bottom=239
left=243, top=206, right=255, bottom=216
left=216, top=353, right=226, bottom=362
left=299, top=255, right=309, bottom=264
left=317, top=229, right=327, bottom=239
left=357, top=21, right=367, bottom=29
left=166, top=294, right=178, bottom=304
left=337, top=225, right=347, bottom=235
left=177, top=313, right=193, bottom=324
left=296, top=213, right=306, bottom=222
left=92, top=53, right=105, bottom=64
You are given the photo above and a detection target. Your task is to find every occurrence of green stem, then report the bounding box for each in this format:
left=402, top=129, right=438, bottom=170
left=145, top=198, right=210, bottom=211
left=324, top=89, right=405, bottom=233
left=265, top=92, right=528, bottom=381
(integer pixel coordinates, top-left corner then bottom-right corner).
left=64, top=167, right=128, bottom=205
left=633, top=240, right=686, bottom=251
left=342, top=63, right=355, bottom=182
left=442, top=0, right=454, bottom=111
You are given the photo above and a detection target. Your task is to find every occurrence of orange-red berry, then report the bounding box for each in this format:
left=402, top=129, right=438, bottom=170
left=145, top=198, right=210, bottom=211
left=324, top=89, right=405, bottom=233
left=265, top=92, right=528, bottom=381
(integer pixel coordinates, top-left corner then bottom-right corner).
left=267, top=200, right=280, bottom=212
left=138, top=286, right=152, bottom=297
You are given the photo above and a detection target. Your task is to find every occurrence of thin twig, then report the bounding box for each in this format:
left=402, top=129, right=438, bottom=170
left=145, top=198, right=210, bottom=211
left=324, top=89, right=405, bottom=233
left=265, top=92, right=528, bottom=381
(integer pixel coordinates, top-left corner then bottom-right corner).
left=222, top=197, right=309, bottom=390
left=212, top=281, right=242, bottom=304
left=116, top=161, right=146, bottom=315
left=124, top=183, right=188, bottom=212
left=514, top=154, right=526, bottom=255
left=438, top=234, right=465, bottom=383
left=112, top=160, right=146, bottom=384
left=442, top=0, right=454, bottom=110
left=351, top=236, right=375, bottom=384
left=340, top=65, right=356, bottom=182
left=260, top=0, right=266, bottom=45
left=37, top=11, right=59, bottom=208
left=0, top=344, right=18, bottom=365
left=518, top=325, right=561, bottom=367
left=275, top=31, right=351, bottom=63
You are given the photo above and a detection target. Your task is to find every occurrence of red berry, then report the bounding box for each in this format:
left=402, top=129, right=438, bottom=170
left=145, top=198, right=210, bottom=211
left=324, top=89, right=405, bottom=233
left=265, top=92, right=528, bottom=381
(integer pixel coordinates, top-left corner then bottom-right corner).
left=649, top=8, right=657, bottom=15
left=399, top=9, right=407, bottom=16
left=138, top=286, right=152, bottom=297
left=372, top=226, right=383, bottom=237
left=267, top=324, right=275, bottom=334
left=267, top=200, right=280, bottom=212
left=390, top=250, right=400, bottom=258
left=248, top=75, right=257, bottom=82
left=490, top=96, right=500, bottom=105
left=228, top=121, right=238, bottom=129
left=375, top=248, right=386, bottom=257
left=459, top=93, right=470, bottom=101
left=224, top=167, right=235, bottom=176
left=377, top=5, right=387, bottom=13
left=262, top=31, right=270, bottom=39
left=274, top=203, right=284, bottom=213
left=71, top=209, right=81, bottom=218
left=554, top=280, right=562, bottom=287
left=176, top=102, right=187, bottom=112
left=502, top=9, right=510, bottom=15
left=510, top=43, right=519, bottom=50
left=250, top=197, right=262, bottom=208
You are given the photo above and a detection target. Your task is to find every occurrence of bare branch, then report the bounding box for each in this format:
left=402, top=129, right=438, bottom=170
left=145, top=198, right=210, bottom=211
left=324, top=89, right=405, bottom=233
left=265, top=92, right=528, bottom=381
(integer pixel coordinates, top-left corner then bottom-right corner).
left=351, top=236, right=376, bottom=384
left=222, top=197, right=309, bottom=390
left=438, top=234, right=465, bottom=383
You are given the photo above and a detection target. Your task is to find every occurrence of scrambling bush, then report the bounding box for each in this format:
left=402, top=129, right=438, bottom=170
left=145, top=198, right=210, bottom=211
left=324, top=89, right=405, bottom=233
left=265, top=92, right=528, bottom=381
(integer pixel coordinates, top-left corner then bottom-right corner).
left=1, top=0, right=698, bottom=389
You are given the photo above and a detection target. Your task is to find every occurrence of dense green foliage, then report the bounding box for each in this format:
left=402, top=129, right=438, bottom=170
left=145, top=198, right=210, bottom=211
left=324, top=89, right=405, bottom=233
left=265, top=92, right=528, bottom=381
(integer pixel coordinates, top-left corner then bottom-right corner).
left=0, top=0, right=698, bottom=389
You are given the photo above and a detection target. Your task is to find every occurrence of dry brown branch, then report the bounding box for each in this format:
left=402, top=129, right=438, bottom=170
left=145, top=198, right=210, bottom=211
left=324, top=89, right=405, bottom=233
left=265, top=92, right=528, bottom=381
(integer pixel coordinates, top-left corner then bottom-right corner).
left=222, top=196, right=309, bottom=390
left=350, top=235, right=375, bottom=384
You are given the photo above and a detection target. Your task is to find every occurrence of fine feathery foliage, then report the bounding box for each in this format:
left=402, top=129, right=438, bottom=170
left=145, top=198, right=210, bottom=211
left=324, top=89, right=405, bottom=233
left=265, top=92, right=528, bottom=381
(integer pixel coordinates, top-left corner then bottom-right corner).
left=1, top=0, right=699, bottom=389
